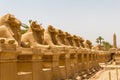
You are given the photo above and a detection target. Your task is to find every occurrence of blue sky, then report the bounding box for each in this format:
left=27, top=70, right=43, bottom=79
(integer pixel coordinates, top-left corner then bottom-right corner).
left=0, top=0, right=120, bottom=46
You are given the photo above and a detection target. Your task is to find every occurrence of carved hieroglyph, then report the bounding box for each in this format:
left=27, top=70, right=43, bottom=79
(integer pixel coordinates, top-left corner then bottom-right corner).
left=21, top=20, right=49, bottom=48
left=0, top=13, right=21, bottom=46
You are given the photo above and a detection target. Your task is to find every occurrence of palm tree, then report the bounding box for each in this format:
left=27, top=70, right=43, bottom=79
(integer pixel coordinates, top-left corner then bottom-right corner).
left=102, top=41, right=112, bottom=50
left=21, top=23, right=29, bottom=34
left=96, top=36, right=104, bottom=46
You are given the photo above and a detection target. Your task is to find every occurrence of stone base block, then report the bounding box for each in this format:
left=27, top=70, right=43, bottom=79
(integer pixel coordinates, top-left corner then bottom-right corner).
left=18, top=72, right=32, bottom=80
left=59, top=66, right=66, bottom=79
left=42, top=68, right=52, bottom=80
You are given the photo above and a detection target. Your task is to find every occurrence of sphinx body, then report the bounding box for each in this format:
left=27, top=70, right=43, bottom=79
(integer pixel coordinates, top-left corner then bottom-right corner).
left=78, top=37, right=85, bottom=48
left=84, top=40, right=92, bottom=49
left=56, top=30, right=75, bottom=49
left=65, top=32, right=77, bottom=47
left=0, top=13, right=21, bottom=46
left=21, top=21, right=49, bottom=48
left=73, top=35, right=81, bottom=47
left=57, top=29, right=68, bottom=46
left=44, top=25, right=66, bottom=48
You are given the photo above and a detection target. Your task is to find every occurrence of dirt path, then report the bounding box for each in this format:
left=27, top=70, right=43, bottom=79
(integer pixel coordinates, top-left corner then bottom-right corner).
left=89, top=64, right=120, bottom=80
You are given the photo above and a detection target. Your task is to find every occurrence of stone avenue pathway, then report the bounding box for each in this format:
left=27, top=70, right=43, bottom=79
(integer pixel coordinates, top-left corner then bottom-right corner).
left=89, top=63, right=120, bottom=80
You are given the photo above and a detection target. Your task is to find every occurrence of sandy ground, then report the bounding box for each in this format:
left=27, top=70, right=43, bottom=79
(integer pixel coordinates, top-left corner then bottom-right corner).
left=89, top=63, right=120, bottom=80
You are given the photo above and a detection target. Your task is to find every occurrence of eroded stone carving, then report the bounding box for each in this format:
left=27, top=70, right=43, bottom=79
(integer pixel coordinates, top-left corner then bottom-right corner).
left=44, top=25, right=64, bottom=48
left=57, top=29, right=67, bottom=45
left=92, top=44, right=102, bottom=50
left=0, top=13, right=21, bottom=46
left=21, top=20, right=49, bottom=48
left=0, top=13, right=110, bottom=80
left=84, top=40, right=92, bottom=49
left=78, top=36, right=85, bottom=48
left=73, top=35, right=80, bottom=47
left=65, top=32, right=74, bottom=46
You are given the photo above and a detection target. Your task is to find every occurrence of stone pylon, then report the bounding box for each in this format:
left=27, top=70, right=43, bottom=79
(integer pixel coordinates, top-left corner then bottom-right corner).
left=113, top=33, right=117, bottom=48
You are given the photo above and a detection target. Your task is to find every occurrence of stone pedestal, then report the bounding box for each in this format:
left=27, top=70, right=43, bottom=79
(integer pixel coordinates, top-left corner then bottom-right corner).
left=65, top=48, right=76, bottom=79
left=79, top=49, right=89, bottom=79
left=41, top=50, right=53, bottom=80
left=59, top=53, right=67, bottom=79
left=41, top=48, right=61, bottom=80
left=32, top=48, right=44, bottom=80
left=65, top=53, right=71, bottom=79
left=52, top=52, right=60, bottom=80
left=0, top=44, right=19, bottom=80
left=17, top=48, right=44, bottom=80
left=51, top=47, right=65, bottom=80
left=77, top=51, right=82, bottom=73
left=69, top=52, right=77, bottom=78
left=17, top=48, right=33, bottom=80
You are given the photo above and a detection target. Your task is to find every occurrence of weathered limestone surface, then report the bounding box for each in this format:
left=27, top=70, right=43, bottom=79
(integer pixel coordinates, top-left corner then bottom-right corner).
left=0, top=43, right=20, bottom=80
left=0, top=13, right=21, bottom=80
left=21, top=20, right=49, bottom=48
left=0, top=13, right=114, bottom=80
left=0, top=14, right=21, bottom=46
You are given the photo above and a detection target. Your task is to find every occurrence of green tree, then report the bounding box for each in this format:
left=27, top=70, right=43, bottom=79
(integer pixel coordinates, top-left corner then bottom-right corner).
left=102, top=41, right=112, bottom=51
left=96, top=36, right=104, bottom=46
left=21, top=23, right=29, bottom=34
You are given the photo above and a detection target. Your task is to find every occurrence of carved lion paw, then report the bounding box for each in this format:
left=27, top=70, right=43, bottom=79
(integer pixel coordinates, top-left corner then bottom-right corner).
left=8, top=39, right=15, bottom=44
left=0, top=38, right=5, bottom=43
